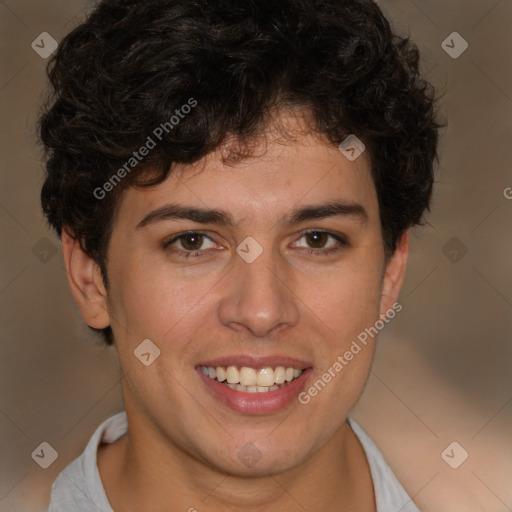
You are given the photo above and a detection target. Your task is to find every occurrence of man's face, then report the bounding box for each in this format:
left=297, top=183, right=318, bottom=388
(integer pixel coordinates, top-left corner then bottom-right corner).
left=99, top=112, right=403, bottom=476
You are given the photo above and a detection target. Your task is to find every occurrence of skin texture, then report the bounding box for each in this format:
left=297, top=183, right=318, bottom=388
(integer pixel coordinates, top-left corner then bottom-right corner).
left=62, top=111, right=409, bottom=511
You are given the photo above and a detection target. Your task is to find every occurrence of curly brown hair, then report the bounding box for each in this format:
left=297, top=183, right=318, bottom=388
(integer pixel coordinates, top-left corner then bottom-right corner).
left=39, top=0, right=444, bottom=345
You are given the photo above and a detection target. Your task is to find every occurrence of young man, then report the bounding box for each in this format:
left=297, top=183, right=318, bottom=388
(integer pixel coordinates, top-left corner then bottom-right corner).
left=39, top=0, right=442, bottom=510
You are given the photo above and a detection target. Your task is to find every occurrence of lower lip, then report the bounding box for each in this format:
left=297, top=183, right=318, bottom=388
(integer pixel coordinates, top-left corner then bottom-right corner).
left=197, top=368, right=313, bottom=415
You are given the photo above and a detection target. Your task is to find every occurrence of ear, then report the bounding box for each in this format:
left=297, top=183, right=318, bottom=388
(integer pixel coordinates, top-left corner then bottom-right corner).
left=61, top=228, right=111, bottom=329
left=379, top=230, right=409, bottom=318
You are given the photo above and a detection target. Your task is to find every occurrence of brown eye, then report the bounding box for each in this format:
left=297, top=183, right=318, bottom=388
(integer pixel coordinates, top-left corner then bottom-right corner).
left=180, top=233, right=205, bottom=250
left=305, top=231, right=329, bottom=249
left=293, top=230, right=348, bottom=255
left=163, top=231, right=217, bottom=258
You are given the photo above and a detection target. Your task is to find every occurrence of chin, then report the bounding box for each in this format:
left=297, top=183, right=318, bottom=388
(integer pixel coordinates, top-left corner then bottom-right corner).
left=195, top=434, right=312, bottom=478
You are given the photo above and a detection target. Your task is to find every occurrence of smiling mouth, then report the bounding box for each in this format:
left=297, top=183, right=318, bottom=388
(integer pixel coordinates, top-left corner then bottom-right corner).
left=198, top=365, right=304, bottom=393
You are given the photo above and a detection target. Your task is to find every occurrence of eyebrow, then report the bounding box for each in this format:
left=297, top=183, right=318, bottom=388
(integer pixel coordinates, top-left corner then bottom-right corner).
left=135, top=200, right=368, bottom=230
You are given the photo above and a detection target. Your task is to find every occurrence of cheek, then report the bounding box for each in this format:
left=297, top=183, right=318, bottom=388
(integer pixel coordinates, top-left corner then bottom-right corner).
left=108, top=257, right=222, bottom=345
left=299, top=267, right=380, bottom=421
left=302, top=260, right=383, bottom=341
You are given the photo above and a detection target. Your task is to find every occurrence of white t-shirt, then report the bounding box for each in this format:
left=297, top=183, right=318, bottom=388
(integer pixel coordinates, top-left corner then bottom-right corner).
left=47, top=411, right=420, bottom=512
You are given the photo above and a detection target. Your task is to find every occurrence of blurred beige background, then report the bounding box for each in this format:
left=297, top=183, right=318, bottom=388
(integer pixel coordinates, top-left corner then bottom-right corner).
left=1, top=0, right=511, bottom=511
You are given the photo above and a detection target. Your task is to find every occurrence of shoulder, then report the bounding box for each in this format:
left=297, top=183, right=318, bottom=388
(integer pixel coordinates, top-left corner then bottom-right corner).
left=47, top=411, right=127, bottom=512
left=347, top=417, right=421, bottom=512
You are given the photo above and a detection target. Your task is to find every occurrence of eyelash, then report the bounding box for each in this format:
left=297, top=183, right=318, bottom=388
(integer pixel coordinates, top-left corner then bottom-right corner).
left=162, top=230, right=349, bottom=259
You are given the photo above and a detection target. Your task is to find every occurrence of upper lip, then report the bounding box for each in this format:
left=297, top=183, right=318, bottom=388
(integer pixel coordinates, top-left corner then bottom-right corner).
left=196, top=355, right=312, bottom=370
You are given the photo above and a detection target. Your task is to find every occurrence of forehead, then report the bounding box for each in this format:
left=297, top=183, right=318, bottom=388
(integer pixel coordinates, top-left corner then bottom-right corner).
left=115, top=112, right=378, bottom=230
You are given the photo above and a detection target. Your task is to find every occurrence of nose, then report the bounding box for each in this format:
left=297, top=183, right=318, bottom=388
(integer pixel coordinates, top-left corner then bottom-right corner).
left=218, top=244, right=300, bottom=338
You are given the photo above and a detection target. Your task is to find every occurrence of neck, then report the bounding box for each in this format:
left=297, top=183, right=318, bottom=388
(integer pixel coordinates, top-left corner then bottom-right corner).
left=98, top=411, right=375, bottom=511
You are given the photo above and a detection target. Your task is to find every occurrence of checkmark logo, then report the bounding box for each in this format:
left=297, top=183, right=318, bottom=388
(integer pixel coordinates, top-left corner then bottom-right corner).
left=32, top=442, right=58, bottom=469
left=441, top=441, right=468, bottom=469
left=338, top=134, right=365, bottom=161
left=31, top=32, right=58, bottom=59
left=441, top=32, right=468, bottom=59
left=442, top=237, right=468, bottom=263
left=236, top=236, right=263, bottom=263
left=134, top=339, right=161, bottom=366
left=32, top=236, right=58, bottom=263
left=237, top=443, right=263, bottom=467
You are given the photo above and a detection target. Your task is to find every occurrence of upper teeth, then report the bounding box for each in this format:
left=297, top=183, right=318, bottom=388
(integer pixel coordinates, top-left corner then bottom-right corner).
left=200, top=365, right=303, bottom=387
